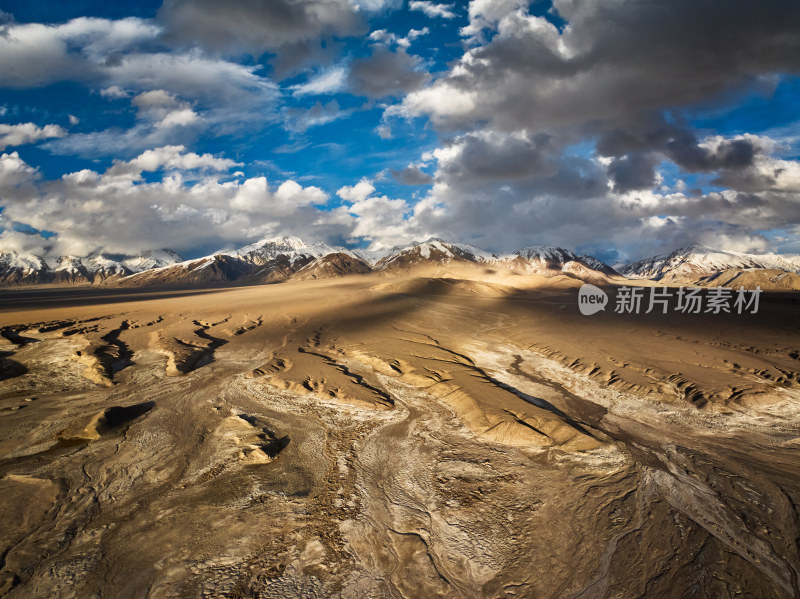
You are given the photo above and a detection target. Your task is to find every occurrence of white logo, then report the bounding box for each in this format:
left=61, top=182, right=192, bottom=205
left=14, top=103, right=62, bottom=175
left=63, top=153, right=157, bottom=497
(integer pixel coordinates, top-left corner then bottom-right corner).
left=578, top=284, right=608, bottom=315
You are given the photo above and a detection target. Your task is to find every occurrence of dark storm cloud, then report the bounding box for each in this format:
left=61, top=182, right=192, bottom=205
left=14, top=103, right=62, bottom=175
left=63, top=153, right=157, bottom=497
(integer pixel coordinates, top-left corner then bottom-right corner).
left=667, top=134, right=758, bottom=173
left=390, top=0, right=800, bottom=259
left=405, top=0, right=800, bottom=136
left=597, top=123, right=762, bottom=173
left=606, top=153, right=660, bottom=193
left=390, top=165, right=433, bottom=185
left=435, top=132, right=558, bottom=181
left=158, top=0, right=366, bottom=56
left=349, top=48, right=430, bottom=99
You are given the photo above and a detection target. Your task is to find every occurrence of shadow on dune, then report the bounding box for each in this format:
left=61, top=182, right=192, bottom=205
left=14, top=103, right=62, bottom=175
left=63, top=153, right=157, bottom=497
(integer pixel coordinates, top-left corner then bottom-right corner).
left=97, top=401, right=155, bottom=434
left=0, top=352, right=27, bottom=380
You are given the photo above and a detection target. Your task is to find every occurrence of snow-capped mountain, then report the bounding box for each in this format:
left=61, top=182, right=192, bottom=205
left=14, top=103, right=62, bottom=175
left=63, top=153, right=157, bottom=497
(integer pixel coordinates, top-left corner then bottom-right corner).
left=372, top=239, right=497, bottom=271
left=116, top=236, right=337, bottom=288
left=103, top=236, right=623, bottom=288
left=118, top=250, right=183, bottom=272
left=223, top=236, right=340, bottom=265
left=508, top=246, right=620, bottom=276
left=0, top=251, right=48, bottom=285
left=621, top=245, right=800, bottom=281
left=0, top=249, right=182, bottom=286
left=0, top=236, right=621, bottom=288
left=360, top=238, right=619, bottom=278
left=294, top=253, right=372, bottom=280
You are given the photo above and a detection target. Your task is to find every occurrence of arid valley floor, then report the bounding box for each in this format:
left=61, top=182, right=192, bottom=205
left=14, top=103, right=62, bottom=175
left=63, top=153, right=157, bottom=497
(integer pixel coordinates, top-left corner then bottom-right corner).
left=1, top=272, right=799, bottom=598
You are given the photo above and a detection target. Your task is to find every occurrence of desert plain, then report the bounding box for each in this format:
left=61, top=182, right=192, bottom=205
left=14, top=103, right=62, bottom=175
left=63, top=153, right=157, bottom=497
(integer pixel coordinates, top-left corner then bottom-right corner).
left=0, top=269, right=799, bottom=598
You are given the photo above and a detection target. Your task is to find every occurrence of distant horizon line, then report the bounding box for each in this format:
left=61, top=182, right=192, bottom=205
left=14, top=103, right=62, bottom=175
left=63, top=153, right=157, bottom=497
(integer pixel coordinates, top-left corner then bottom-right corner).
left=2, top=235, right=800, bottom=268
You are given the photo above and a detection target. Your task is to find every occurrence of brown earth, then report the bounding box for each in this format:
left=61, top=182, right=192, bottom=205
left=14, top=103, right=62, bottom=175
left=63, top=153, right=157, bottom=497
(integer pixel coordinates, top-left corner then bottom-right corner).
left=0, top=270, right=798, bottom=598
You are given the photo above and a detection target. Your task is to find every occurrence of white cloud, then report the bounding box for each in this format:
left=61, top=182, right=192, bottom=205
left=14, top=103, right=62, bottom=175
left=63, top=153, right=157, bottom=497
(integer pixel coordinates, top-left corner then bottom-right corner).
left=0, top=17, right=280, bottom=157
left=409, top=1, right=456, bottom=19
left=290, top=66, right=348, bottom=96
left=0, top=148, right=341, bottom=257
left=354, top=0, right=399, bottom=10
left=346, top=194, right=413, bottom=246
left=105, top=52, right=278, bottom=107
left=129, top=90, right=201, bottom=130
left=157, top=108, right=199, bottom=129
left=100, top=85, right=129, bottom=98
left=48, top=63, right=274, bottom=158
left=461, top=0, right=527, bottom=39
left=283, top=100, right=348, bottom=133
left=337, top=178, right=376, bottom=203
left=0, top=122, right=67, bottom=150
left=228, top=177, right=327, bottom=213
left=0, top=17, right=160, bottom=87
left=52, top=17, right=161, bottom=57
left=0, top=151, right=39, bottom=188
left=368, top=27, right=430, bottom=48
left=115, top=145, right=241, bottom=176
left=392, top=83, right=476, bottom=122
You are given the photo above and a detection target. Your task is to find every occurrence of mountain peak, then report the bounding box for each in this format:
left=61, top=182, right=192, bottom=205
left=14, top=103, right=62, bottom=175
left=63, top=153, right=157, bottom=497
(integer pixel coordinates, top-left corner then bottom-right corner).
left=622, top=245, right=800, bottom=280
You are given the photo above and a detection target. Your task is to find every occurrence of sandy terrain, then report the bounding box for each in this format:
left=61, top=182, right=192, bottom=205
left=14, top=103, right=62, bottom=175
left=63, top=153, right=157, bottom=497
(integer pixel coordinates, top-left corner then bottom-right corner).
left=0, top=271, right=799, bottom=598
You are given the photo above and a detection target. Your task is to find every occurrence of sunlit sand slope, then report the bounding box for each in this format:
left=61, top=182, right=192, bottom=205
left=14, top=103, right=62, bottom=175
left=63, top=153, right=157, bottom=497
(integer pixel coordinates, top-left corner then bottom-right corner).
left=0, top=272, right=798, bottom=598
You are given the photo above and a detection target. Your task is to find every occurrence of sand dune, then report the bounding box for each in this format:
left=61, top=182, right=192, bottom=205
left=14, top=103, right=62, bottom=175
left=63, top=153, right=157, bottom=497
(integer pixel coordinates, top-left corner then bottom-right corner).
left=0, top=270, right=798, bottom=597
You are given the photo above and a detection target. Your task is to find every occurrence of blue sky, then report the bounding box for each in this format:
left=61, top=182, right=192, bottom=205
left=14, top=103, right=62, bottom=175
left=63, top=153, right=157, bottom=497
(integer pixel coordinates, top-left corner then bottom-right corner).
left=1, top=0, right=800, bottom=261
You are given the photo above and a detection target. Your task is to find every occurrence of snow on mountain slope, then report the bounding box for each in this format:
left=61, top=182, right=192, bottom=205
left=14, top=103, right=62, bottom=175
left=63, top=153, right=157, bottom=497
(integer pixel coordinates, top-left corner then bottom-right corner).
left=117, top=238, right=335, bottom=287
left=121, top=250, right=183, bottom=272
left=293, top=253, right=372, bottom=280
left=501, top=246, right=620, bottom=276
left=0, top=251, right=46, bottom=272
left=19, top=236, right=800, bottom=289
left=372, top=238, right=498, bottom=271
left=0, top=249, right=183, bottom=285
left=225, top=236, right=339, bottom=265
left=0, top=236, right=622, bottom=286
left=621, top=245, right=800, bottom=281
left=0, top=251, right=49, bottom=285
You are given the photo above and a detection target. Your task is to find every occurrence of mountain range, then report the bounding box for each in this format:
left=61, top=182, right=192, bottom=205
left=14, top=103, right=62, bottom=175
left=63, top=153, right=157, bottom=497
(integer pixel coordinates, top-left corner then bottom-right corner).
left=109, top=237, right=620, bottom=288
left=621, top=245, right=800, bottom=280
left=1, top=239, right=799, bottom=289
left=620, top=244, right=800, bottom=290
left=0, top=249, right=182, bottom=286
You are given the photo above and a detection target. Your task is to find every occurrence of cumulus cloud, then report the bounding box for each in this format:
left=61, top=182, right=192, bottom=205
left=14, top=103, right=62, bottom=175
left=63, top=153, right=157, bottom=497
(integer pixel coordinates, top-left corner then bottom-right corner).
left=369, top=127, right=800, bottom=260
left=372, top=0, right=800, bottom=259
left=43, top=53, right=279, bottom=158
left=0, top=122, right=66, bottom=150
left=100, top=85, right=129, bottom=99
left=0, top=151, right=39, bottom=189
left=337, top=178, right=375, bottom=203
left=369, top=27, right=430, bottom=49
left=0, top=17, right=160, bottom=87
left=130, top=90, right=200, bottom=129
left=400, top=0, right=800, bottom=135
left=2, top=1, right=800, bottom=262
left=350, top=48, right=430, bottom=99
left=108, top=145, right=241, bottom=177
left=0, top=147, right=349, bottom=258
left=158, top=0, right=367, bottom=55
left=345, top=194, right=413, bottom=246
left=391, top=165, right=434, bottom=185
left=0, top=17, right=280, bottom=157
left=409, top=1, right=456, bottom=20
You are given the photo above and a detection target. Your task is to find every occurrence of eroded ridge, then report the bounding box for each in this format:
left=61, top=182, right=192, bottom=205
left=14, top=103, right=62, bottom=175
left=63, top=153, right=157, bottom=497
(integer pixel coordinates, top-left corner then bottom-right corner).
left=0, top=280, right=797, bottom=598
